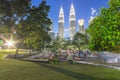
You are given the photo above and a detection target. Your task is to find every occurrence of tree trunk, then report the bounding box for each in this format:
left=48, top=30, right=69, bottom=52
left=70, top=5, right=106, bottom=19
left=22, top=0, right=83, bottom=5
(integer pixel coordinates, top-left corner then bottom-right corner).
left=78, top=46, right=81, bottom=58
left=29, top=49, right=32, bottom=55
left=15, top=48, right=19, bottom=58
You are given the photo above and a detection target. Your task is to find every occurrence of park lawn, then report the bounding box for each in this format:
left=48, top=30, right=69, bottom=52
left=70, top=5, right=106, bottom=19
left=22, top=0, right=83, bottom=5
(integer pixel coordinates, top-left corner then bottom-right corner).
left=0, top=49, right=28, bottom=60
left=0, top=59, right=120, bottom=80
left=0, top=49, right=16, bottom=60
left=0, top=49, right=28, bottom=54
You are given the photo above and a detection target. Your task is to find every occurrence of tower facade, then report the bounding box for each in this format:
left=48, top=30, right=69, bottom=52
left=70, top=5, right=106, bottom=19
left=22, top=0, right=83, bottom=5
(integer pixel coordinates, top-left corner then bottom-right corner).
left=69, top=3, right=76, bottom=39
left=58, top=6, right=64, bottom=39
left=78, top=19, right=85, bottom=34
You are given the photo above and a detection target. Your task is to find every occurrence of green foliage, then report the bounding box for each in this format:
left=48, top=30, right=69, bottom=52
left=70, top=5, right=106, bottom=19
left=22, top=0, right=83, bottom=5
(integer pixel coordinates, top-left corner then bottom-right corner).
left=0, top=0, right=31, bottom=54
left=64, top=38, right=75, bottom=49
left=72, top=32, right=89, bottom=50
left=51, top=37, right=77, bottom=51
left=51, top=33, right=89, bottom=51
left=51, top=38, right=62, bottom=52
left=22, top=1, right=51, bottom=50
left=0, top=0, right=51, bottom=51
left=0, top=39, right=3, bottom=45
left=0, top=0, right=31, bottom=28
left=88, top=0, right=120, bottom=53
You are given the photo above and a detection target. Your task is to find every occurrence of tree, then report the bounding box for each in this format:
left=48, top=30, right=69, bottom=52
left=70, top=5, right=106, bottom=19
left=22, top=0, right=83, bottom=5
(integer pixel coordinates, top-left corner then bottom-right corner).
left=72, top=32, right=89, bottom=53
left=0, top=0, right=52, bottom=55
left=51, top=37, right=62, bottom=52
left=0, top=0, right=31, bottom=56
left=0, top=0, right=31, bottom=29
left=88, top=0, right=120, bottom=53
left=22, top=1, right=51, bottom=51
left=63, top=38, right=75, bottom=50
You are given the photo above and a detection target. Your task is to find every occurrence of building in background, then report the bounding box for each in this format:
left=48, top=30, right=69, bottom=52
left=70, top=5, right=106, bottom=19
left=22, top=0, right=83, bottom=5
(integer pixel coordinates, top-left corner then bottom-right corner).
left=58, top=6, right=64, bottom=39
left=48, top=20, right=55, bottom=42
left=57, top=3, right=76, bottom=39
left=78, top=19, right=85, bottom=34
left=49, top=32, right=55, bottom=41
left=69, top=3, right=76, bottom=39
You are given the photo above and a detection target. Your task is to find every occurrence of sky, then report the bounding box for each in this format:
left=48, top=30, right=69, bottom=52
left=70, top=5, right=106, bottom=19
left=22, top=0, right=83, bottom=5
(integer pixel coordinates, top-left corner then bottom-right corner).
left=32, top=0, right=109, bottom=36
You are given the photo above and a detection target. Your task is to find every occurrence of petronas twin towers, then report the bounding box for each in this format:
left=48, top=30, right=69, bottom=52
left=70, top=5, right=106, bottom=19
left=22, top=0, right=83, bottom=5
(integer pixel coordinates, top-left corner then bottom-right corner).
left=58, top=4, right=76, bottom=39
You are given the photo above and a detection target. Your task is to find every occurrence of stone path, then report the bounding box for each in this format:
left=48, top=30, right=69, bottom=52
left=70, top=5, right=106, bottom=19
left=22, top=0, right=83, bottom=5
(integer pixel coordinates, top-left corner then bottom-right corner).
left=75, top=61, right=120, bottom=70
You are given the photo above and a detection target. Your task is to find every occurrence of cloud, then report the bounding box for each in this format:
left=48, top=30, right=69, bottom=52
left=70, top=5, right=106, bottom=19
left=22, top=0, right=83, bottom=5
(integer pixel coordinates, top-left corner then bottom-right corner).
left=89, top=8, right=97, bottom=23
left=90, top=16, right=95, bottom=20
left=91, top=8, right=94, bottom=10
left=91, top=8, right=96, bottom=16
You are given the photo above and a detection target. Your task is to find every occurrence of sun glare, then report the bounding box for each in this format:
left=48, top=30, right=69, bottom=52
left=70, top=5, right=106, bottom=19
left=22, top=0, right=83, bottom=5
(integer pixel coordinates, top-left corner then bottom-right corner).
left=6, top=41, right=14, bottom=47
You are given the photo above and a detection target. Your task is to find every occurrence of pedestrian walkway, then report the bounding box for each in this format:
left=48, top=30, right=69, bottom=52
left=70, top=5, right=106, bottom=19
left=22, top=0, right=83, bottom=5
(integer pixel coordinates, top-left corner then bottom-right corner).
left=75, top=61, right=120, bottom=70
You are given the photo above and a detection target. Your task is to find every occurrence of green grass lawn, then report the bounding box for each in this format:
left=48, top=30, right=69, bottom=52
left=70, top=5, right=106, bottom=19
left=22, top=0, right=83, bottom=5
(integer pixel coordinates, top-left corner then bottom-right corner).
left=0, top=49, right=28, bottom=60
left=0, top=59, right=120, bottom=80
left=0, top=49, right=28, bottom=54
left=0, top=49, right=15, bottom=60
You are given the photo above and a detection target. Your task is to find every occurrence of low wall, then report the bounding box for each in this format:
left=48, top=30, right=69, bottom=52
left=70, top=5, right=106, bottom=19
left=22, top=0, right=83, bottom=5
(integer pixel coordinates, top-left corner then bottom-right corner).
left=99, top=52, right=120, bottom=63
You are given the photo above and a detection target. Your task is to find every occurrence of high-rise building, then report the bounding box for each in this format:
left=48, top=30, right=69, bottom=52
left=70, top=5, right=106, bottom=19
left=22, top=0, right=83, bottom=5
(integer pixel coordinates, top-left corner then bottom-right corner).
left=48, top=20, right=55, bottom=42
left=58, top=6, right=64, bottom=39
left=78, top=19, right=85, bottom=34
left=69, top=3, right=76, bottom=39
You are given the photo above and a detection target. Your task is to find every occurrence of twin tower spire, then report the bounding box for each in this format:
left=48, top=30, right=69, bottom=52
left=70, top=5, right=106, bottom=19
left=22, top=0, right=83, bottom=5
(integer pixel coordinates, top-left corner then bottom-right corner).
left=58, top=3, right=76, bottom=39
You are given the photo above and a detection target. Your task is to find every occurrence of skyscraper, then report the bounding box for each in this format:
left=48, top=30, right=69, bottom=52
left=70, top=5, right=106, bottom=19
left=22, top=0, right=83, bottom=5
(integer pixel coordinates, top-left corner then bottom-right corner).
left=69, top=3, right=76, bottom=39
left=48, top=20, right=55, bottom=42
left=78, top=19, right=85, bottom=34
left=58, top=6, right=64, bottom=39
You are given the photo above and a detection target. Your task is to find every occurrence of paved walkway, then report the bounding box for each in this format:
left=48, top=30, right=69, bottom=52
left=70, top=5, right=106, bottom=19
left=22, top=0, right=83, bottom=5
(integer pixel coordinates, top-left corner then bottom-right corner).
left=23, top=53, right=120, bottom=70
left=75, top=61, right=120, bottom=70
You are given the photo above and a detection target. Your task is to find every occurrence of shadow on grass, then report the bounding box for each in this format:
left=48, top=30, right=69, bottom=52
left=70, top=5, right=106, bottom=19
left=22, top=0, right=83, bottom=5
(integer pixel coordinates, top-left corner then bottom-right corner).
left=34, top=62, right=110, bottom=80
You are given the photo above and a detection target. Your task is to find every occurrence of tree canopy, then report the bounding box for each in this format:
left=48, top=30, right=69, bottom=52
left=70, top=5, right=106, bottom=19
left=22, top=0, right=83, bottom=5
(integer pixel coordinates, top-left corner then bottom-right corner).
left=72, top=32, right=89, bottom=51
left=88, top=0, right=120, bottom=53
left=17, top=1, right=52, bottom=50
left=0, top=0, right=31, bottom=29
left=0, top=0, right=52, bottom=53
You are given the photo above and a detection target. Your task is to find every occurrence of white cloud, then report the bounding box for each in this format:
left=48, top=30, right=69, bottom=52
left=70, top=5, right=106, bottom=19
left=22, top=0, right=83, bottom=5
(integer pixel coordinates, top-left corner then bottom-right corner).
left=90, top=16, right=95, bottom=20
left=91, top=8, right=94, bottom=11
left=91, top=8, right=96, bottom=16
left=89, top=8, right=97, bottom=24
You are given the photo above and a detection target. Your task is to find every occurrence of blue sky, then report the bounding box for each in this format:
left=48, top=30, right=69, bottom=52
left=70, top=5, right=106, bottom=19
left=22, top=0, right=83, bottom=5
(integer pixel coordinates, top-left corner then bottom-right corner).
left=32, top=0, right=109, bottom=35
